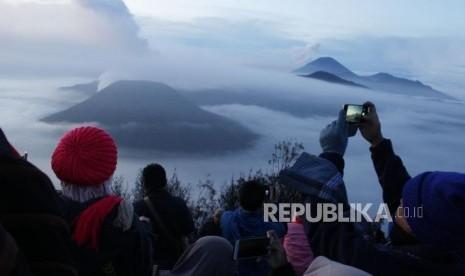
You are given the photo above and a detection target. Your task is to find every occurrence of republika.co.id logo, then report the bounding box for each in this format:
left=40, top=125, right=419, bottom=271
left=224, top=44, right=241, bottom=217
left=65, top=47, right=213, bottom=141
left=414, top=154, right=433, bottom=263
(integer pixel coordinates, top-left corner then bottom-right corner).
left=263, top=203, right=423, bottom=223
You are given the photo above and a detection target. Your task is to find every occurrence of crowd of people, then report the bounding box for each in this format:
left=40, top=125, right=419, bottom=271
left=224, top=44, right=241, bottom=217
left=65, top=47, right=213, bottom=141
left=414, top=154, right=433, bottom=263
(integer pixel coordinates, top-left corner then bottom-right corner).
left=1, top=102, right=464, bottom=276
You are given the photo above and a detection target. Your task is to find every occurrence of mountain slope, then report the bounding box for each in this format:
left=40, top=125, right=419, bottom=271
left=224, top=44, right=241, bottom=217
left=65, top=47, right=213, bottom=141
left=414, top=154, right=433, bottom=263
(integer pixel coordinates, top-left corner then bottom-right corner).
left=294, top=57, right=356, bottom=78
left=43, top=80, right=257, bottom=154
left=295, top=57, right=453, bottom=99
left=300, top=71, right=367, bottom=88
left=353, top=72, right=452, bottom=99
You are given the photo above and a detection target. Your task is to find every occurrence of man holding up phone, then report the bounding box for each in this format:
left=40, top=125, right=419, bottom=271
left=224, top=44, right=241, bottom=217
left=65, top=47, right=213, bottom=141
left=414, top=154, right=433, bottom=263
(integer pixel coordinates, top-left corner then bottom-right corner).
left=279, top=102, right=465, bottom=275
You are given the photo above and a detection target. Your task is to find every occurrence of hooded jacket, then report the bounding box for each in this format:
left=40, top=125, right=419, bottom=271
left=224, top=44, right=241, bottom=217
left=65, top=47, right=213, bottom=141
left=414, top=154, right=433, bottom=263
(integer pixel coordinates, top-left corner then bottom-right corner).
left=279, top=141, right=465, bottom=276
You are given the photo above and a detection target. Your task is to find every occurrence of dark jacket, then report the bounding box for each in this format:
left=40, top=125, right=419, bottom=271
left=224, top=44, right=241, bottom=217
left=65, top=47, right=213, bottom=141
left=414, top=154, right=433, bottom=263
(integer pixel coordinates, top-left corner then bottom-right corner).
left=133, top=189, right=195, bottom=270
left=271, top=263, right=295, bottom=276
left=0, top=155, right=77, bottom=276
left=61, top=195, right=153, bottom=276
left=0, top=223, right=34, bottom=276
left=303, top=140, right=465, bottom=275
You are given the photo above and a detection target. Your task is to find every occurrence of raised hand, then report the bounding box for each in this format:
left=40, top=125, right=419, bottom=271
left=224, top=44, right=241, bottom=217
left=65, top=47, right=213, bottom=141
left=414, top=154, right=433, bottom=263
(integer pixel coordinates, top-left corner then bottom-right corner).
left=319, top=109, right=349, bottom=156
left=359, top=101, right=384, bottom=147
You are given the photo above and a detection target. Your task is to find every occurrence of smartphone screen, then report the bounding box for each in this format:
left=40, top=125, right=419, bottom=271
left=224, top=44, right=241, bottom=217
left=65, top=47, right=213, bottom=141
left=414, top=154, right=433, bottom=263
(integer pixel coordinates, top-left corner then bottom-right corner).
left=233, top=236, right=270, bottom=260
left=345, top=104, right=365, bottom=123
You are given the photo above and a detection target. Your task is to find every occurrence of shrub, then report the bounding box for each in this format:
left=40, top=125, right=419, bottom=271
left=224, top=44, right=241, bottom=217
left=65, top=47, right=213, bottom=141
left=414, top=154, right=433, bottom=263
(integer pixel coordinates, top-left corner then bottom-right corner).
left=127, top=140, right=304, bottom=232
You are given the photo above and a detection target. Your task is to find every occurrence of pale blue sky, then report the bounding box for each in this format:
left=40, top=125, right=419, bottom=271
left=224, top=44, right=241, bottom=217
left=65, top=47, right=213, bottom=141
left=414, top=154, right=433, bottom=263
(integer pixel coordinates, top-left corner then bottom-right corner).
left=121, top=0, right=465, bottom=96
left=123, top=0, right=465, bottom=39
left=1, top=0, right=464, bottom=97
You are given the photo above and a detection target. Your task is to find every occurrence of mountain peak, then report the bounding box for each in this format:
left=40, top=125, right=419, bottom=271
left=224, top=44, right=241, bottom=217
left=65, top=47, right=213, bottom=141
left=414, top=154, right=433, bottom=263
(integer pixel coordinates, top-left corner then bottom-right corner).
left=295, top=57, right=453, bottom=99
left=42, top=80, right=257, bottom=154
left=310, top=57, right=343, bottom=66
left=294, top=57, right=355, bottom=77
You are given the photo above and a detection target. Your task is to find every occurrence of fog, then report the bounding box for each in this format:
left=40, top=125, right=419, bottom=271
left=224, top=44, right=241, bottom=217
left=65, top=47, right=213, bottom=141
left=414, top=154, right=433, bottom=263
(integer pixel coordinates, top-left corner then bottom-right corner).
left=2, top=75, right=465, bottom=208
left=0, top=0, right=148, bottom=76
left=1, top=0, right=465, bottom=208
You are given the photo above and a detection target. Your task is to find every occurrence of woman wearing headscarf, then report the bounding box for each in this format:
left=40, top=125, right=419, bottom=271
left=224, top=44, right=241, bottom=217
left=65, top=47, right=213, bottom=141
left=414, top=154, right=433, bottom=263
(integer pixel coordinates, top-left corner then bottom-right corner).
left=52, top=126, right=153, bottom=276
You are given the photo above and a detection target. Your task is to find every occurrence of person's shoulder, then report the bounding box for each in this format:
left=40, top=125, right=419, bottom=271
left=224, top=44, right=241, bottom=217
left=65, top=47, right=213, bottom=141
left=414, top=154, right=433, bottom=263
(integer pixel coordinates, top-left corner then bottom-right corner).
left=220, top=210, right=236, bottom=223
left=222, top=209, right=236, bottom=216
left=219, top=211, right=235, bottom=235
left=104, top=198, right=137, bottom=233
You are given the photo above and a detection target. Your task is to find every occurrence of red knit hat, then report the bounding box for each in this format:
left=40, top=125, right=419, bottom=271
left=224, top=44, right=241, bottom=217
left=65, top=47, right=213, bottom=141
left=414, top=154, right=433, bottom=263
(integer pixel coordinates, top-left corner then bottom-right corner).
left=51, top=126, right=117, bottom=186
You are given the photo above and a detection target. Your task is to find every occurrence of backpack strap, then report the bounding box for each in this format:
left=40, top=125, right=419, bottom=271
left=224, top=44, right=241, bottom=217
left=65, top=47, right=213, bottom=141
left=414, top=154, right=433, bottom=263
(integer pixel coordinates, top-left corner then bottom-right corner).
left=143, top=197, right=186, bottom=256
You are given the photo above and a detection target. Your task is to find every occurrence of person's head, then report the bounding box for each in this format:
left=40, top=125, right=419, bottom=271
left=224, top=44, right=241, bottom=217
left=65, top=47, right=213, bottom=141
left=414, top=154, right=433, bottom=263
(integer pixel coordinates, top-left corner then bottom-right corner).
left=398, top=171, right=465, bottom=253
left=239, top=180, right=267, bottom=212
left=51, top=126, right=117, bottom=202
left=213, top=208, right=224, bottom=224
left=142, top=163, right=167, bottom=194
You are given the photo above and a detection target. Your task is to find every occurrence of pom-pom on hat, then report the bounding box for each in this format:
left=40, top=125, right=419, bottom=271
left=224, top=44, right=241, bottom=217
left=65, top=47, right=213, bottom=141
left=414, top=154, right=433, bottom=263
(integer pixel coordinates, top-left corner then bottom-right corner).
left=52, top=126, right=117, bottom=186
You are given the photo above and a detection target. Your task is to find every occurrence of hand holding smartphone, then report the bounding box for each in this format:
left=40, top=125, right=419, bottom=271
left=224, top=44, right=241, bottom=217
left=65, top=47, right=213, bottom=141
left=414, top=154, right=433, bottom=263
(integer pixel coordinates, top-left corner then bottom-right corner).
left=343, top=104, right=369, bottom=124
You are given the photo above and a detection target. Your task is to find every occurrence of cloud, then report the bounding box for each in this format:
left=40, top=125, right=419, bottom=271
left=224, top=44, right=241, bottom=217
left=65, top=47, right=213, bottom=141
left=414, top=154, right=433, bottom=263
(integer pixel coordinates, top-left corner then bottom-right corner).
left=290, top=43, right=321, bottom=67
left=2, top=61, right=465, bottom=204
left=200, top=92, right=465, bottom=205
left=0, top=0, right=148, bottom=76
left=3, top=0, right=464, bottom=102
left=136, top=16, right=308, bottom=71
left=131, top=15, right=465, bottom=100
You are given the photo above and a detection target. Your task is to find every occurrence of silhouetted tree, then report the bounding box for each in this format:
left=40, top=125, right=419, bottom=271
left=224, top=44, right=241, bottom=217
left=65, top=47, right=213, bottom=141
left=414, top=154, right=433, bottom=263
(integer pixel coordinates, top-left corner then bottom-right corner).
left=125, top=140, right=304, bottom=232
left=112, top=175, right=131, bottom=200
left=166, top=170, right=191, bottom=203
left=131, top=169, right=145, bottom=201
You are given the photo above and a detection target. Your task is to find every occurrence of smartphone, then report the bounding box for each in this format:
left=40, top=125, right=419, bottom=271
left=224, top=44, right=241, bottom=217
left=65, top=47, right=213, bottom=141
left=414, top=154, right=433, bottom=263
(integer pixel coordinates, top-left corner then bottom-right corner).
left=233, top=236, right=270, bottom=260
left=344, top=104, right=368, bottom=124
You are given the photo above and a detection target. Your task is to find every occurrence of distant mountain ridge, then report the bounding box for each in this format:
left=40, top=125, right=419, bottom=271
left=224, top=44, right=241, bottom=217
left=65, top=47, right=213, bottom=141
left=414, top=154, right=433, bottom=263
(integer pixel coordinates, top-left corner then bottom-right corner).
left=43, top=80, right=257, bottom=154
left=301, top=71, right=368, bottom=88
left=295, top=57, right=453, bottom=99
left=59, top=80, right=99, bottom=94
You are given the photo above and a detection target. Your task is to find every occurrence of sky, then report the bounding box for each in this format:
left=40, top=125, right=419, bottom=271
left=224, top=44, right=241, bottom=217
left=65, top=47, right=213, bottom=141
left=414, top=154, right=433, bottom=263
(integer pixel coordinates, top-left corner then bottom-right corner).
left=132, top=0, right=465, bottom=99
left=1, top=0, right=465, bottom=98
left=123, top=0, right=465, bottom=38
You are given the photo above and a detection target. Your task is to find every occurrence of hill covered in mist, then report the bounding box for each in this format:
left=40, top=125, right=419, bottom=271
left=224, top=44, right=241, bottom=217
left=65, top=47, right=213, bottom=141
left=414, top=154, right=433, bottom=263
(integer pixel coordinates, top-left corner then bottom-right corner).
left=43, top=80, right=258, bottom=154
